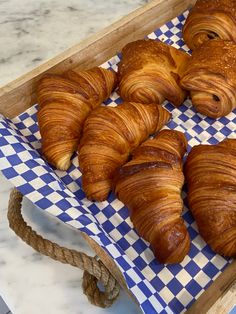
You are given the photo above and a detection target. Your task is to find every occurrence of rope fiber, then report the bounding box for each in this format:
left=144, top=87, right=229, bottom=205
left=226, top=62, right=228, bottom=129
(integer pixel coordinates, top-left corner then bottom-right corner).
left=7, top=188, right=120, bottom=308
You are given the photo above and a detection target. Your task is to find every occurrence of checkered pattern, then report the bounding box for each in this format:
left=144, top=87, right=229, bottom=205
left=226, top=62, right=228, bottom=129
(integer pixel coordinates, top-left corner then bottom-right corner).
left=0, top=10, right=235, bottom=314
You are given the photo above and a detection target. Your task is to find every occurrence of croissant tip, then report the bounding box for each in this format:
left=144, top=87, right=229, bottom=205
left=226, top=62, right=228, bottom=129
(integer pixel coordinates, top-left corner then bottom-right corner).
left=85, top=192, right=108, bottom=202
left=153, top=231, right=191, bottom=265
left=56, top=155, right=72, bottom=171
left=82, top=179, right=111, bottom=202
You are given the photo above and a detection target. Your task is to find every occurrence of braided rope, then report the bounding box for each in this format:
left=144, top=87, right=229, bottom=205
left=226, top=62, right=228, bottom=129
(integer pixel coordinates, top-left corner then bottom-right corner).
left=7, top=188, right=120, bottom=308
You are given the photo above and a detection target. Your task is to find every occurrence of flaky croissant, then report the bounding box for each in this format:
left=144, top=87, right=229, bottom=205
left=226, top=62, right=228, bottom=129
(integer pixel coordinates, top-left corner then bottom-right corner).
left=37, top=67, right=117, bottom=170
left=114, top=130, right=190, bottom=264
left=79, top=102, right=170, bottom=201
left=181, top=40, right=236, bottom=118
left=118, top=39, right=190, bottom=106
left=183, top=0, right=236, bottom=50
left=185, top=139, right=236, bottom=257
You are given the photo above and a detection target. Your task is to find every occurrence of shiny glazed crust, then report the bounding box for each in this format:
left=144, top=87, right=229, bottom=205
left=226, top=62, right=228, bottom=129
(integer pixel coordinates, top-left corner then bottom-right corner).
left=114, top=130, right=190, bottom=264
left=37, top=67, right=117, bottom=170
left=183, top=0, right=236, bottom=50
left=118, top=39, right=190, bottom=107
left=79, top=102, right=170, bottom=201
left=181, top=40, right=236, bottom=118
left=185, top=138, right=236, bottom=257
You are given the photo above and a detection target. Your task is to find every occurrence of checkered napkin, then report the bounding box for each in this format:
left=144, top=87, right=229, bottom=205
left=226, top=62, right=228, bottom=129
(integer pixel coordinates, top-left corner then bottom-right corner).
left=0, top=10, right=235, bottom=314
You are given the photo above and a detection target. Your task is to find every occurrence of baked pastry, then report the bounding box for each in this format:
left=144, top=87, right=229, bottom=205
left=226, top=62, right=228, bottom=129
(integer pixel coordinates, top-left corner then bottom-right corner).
left=185, top=139, right=236, bottom=257
left=183, top=0, right=236, bottom=50
left=79, top=102, right=170, bottom=201
left=118, top=39, right=190, bottom=107
left=37, top=67, right=117, bottom=170
left=114, top=130, right=190, bottom=264
left=181, top=40, right=236, bottom=118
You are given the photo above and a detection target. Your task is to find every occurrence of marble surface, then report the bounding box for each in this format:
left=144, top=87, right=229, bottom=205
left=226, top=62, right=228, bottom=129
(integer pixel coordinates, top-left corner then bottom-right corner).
left=0, top=0, right=148, bottom=87
left=0, top=176, right=141, bottom=314
left=0, top=0, right=146, bottom=313
left=0, top=0, right=235, bottom=313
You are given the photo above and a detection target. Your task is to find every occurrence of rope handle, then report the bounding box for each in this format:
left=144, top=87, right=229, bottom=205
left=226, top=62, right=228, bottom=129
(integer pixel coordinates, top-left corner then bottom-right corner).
left=7, top=188, right=120, bottom=308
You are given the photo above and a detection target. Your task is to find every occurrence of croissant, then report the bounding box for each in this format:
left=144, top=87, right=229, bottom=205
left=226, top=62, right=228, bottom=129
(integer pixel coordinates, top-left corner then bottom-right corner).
left=117, top=39, right=190, bottom=106
left=185, top=139, right=236, bottom=257
left=79, top=102, right=170, bottom=201
left=114, top=130, right=190, bottom=264
left=183, top=0, right=236, bottom=50
left=181, top=40, right=236, bottom=118
left=37, top=67, right=117, bottom=170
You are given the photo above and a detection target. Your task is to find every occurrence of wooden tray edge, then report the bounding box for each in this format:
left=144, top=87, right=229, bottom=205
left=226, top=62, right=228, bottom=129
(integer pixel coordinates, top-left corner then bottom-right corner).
left=2, top=0, right=234, bottom=312
left=0, top=0, right=196, bottom=118
left=187, top=260, right=236, bottom=314
left=83, top=231, right=236, bottom=314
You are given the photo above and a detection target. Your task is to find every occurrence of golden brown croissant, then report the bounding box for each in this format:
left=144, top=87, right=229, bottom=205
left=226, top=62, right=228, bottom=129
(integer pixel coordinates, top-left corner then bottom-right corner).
left=181, top=40, right=236, bottom=118
left=79, top=102, right=170, bottom=201
left=114, top=130, right=190, bottom=264
left=183, top=0, right=236, bottom=50
left=37, top=67, right=117, bottom=170
left=117, top=39, right=190, bottom=107
left=185, top=138, right=236, bottom=257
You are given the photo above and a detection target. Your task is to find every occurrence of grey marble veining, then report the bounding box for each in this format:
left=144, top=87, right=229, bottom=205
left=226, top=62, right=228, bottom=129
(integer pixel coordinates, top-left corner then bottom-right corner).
left=0, top=0, right=148, bottom=87
left=0, top=175, right=141, bottom=314
left=0, top=1, right=236, bottom=313
left=0, top=0, right=147, bottom=313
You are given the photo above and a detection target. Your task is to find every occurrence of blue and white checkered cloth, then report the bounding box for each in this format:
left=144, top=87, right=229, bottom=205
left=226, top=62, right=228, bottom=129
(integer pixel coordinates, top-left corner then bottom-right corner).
left=0, top=10, right=235, bottom=314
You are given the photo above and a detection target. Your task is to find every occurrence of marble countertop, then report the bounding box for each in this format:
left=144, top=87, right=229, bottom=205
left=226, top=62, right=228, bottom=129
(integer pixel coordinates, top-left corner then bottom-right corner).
left=0, top=0, right=235, bottom=314
left=0, top=177, right=141, bottom=314
left=0, top=1, right=146, bottom=313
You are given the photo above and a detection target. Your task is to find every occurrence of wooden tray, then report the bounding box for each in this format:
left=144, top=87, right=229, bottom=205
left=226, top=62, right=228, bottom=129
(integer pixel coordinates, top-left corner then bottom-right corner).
left=0, top=0, right=235, bottom=313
